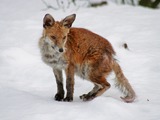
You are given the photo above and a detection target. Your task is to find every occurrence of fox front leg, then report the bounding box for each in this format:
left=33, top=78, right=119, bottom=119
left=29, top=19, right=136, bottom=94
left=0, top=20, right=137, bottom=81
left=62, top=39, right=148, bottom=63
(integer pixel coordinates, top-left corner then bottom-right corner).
left=53, top=69, right=64, bottom=101
left=63, top=64, right=75, bottom=102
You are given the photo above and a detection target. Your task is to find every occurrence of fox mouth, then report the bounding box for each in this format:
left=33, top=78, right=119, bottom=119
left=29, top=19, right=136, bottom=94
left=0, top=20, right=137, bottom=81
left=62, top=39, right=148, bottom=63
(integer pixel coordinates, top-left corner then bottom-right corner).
left=51, top=46, right=55, bottom=49
left=51, top=46, right=64, bottom=54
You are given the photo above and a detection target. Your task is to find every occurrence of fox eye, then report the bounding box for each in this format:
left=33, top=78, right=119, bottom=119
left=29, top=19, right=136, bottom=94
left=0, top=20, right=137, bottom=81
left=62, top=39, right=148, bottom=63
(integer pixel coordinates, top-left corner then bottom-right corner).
left=63, top=36, right=66, bottom=40
left=51, top=36, right=56, bottom=40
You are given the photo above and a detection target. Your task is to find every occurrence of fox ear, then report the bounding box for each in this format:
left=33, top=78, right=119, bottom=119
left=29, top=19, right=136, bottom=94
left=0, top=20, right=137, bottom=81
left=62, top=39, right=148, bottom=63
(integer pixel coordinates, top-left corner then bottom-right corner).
left=43, top=14, right=55, bottom=28
left=61, top=14, right=76, bottom=28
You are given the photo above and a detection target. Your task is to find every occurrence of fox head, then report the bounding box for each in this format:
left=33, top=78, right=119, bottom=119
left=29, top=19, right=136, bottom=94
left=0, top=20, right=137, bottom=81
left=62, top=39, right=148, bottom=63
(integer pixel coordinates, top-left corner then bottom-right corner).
left=42, top=14, right=76, bottom=53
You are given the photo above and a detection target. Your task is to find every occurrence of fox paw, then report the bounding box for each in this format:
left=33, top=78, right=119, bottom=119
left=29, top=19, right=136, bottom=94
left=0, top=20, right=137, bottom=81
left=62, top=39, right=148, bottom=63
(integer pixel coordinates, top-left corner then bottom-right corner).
left=63, top=96, right=73, bottom=102
left=80, top=94, right=95, bottom=101
left=54, top=93, right=64, bottom=101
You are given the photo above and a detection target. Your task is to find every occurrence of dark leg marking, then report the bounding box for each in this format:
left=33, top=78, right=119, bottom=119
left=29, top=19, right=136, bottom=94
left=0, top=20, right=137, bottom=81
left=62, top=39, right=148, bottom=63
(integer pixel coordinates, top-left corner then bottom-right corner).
left=63, top=64, right=74, bottom=102
left=53, top=69, right=64, bottom=101
left=63, top=77, right=74, bottom=102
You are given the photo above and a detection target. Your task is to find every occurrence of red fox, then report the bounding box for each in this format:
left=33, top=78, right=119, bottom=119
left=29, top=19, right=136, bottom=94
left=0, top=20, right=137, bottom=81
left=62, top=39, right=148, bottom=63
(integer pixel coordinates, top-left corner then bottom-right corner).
left=39, top=14, right=136, bottom=103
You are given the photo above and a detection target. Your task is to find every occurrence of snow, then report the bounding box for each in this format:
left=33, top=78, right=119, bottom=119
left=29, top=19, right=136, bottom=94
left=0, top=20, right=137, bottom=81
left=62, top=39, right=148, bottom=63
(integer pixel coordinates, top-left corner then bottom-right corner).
left=0, top=0, right=160, bottom=120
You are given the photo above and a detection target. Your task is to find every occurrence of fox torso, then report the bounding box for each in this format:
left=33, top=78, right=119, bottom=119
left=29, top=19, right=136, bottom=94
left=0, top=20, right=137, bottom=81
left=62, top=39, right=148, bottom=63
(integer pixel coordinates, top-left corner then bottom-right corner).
left=39, top=27, right=115, bottom=79
left=65, top=28, right=115, bottom=79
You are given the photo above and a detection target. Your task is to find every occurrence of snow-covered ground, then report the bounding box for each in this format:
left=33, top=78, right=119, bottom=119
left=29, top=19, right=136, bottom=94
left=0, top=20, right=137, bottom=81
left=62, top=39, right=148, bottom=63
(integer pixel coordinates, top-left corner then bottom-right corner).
left=0, top=0, right=160, bottom=120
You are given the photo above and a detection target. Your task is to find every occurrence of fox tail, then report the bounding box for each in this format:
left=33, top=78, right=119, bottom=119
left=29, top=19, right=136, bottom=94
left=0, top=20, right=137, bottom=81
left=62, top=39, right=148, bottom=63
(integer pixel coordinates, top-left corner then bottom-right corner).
left=112, top=60, right=136, bottom=103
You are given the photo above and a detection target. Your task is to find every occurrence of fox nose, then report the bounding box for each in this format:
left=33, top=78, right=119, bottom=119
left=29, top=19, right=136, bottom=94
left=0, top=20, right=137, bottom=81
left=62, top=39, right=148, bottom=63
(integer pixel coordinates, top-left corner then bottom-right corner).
left=59, top=48, right=63, bottom=52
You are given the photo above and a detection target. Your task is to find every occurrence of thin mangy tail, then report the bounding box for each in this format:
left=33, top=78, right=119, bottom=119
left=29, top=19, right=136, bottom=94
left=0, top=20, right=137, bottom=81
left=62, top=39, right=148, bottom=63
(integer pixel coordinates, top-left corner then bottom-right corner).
left=112, top=60, right=136, bottom=103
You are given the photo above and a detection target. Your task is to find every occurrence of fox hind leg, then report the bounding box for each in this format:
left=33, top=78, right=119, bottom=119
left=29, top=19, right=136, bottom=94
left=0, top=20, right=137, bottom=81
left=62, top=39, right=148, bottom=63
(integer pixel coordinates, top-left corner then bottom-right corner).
left=80, top=84, right=100, bottom=101
left=80, top=77, right=110, bottom=101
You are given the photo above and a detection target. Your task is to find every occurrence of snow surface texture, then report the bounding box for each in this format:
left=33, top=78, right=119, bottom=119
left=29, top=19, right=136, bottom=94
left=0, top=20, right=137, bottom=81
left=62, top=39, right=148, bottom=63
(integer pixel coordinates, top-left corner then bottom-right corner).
left=0, top=0, right=160, bottom=120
